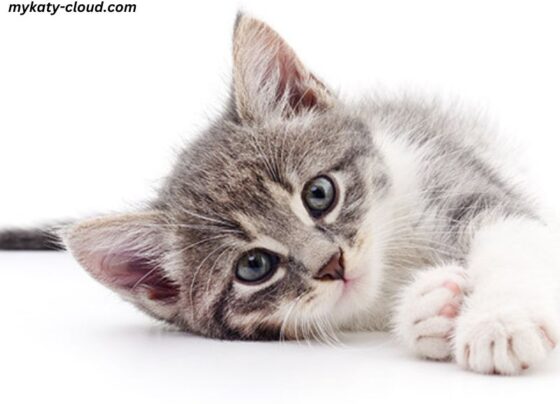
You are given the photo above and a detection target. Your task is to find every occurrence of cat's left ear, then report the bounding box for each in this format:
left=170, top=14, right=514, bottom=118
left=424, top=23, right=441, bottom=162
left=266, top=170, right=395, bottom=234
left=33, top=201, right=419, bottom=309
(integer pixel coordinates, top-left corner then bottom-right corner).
left=63, top=211, right=181, bottom=320
left=232, top=13, right=336, bottom=122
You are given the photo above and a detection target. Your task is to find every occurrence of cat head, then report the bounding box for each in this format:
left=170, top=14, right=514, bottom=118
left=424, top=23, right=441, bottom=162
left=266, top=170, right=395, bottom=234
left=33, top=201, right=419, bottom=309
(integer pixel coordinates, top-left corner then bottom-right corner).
left=64, top=14, right=392, bottom=340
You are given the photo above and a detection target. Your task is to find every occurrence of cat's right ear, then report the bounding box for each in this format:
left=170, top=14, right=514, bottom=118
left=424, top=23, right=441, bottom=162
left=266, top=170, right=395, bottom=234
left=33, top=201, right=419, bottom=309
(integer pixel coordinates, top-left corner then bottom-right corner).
left=62, top=211, right=181, bottom=319
left=231, top=13, right=336, bottom=122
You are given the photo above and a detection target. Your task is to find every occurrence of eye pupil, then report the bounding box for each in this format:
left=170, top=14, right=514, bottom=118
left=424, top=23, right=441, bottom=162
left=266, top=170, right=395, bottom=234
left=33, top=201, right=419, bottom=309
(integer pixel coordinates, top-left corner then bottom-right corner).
left=302, top=176, right=336, bottom=218
left=311, top=186, right=326, bottom=199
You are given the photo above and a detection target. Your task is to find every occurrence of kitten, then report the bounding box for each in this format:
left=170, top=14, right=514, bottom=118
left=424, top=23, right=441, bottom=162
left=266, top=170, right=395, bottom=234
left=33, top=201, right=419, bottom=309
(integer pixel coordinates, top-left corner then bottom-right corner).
left=1, top=13, right=559, bottom=375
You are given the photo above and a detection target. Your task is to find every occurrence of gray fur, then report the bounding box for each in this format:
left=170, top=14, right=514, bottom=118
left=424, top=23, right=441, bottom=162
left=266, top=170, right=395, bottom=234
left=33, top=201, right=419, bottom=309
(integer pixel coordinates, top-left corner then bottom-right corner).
left=0, top=227, right=64, bottom=250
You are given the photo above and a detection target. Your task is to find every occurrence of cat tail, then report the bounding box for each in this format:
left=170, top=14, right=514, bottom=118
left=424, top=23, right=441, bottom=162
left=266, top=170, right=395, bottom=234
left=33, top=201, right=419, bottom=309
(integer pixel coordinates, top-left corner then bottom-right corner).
left=0, top=223, right=68, bottom=251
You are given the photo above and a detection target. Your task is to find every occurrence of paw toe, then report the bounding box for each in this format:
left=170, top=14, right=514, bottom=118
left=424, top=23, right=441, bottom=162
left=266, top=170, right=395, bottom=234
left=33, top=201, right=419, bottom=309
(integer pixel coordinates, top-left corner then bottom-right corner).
left=416, top=336, right=452, bottom=360
left=443, top=281, right=462, bottom=296
left=455, top=308, right=560, bottom=375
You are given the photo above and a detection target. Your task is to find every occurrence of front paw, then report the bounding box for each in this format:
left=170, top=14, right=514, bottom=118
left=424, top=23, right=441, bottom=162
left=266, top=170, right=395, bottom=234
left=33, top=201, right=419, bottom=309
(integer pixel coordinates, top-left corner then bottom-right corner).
left=394, top=265, right=466, bottom=360
left=454, top=305, right=559, bottom=375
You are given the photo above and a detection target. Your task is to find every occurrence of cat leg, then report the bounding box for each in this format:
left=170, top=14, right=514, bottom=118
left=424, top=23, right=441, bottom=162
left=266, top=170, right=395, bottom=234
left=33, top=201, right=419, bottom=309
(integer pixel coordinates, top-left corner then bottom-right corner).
left=454, top=217, right=560, bottom=374
left=393, top=264, right=467, bottom=360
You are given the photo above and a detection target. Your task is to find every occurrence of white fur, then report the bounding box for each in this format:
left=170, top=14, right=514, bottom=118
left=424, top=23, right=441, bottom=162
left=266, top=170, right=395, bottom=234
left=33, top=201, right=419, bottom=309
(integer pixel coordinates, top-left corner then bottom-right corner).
left=323, top=171, right=346, bottom=225
left=454, top=218, right=560, bottom=374
left=289, top=187, right=316, bottom=227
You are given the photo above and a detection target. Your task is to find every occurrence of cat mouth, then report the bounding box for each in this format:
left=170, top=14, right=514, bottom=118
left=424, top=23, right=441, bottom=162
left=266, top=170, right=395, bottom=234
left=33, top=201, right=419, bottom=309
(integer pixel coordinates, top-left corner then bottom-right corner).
left=337, top=255, right=367, bottom=299
left=341, top=275, right=360, bottom=295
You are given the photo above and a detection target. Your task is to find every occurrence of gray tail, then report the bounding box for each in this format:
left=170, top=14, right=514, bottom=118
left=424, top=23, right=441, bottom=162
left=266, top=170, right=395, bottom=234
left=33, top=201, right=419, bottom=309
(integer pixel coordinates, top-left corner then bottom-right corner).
left=0, top=226, right=66, bottom=251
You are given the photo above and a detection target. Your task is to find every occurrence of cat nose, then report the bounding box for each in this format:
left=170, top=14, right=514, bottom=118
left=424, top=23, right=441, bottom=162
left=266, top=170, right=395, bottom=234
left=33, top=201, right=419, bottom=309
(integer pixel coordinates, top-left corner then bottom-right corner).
left=313, top=251, right=345, bottom=281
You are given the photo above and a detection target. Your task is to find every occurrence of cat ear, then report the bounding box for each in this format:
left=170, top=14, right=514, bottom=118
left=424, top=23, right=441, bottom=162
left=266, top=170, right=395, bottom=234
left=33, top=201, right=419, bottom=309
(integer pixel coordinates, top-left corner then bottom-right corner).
left=63, top=211, right=181, bottom=316
left=232, top=13, right=336, bottom=122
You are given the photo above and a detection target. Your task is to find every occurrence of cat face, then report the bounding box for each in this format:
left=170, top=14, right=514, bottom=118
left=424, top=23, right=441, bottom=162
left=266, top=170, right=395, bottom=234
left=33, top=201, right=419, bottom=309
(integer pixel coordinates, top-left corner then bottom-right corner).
left=64, top=14, right=392, bottom=340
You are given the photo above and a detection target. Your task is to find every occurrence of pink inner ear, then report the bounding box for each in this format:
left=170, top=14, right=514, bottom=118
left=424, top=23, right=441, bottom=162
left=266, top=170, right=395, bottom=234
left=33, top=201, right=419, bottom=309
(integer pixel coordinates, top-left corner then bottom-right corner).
left=274, top=51, right=319, bottom=111
left=96, top=253, right=180, bottom=303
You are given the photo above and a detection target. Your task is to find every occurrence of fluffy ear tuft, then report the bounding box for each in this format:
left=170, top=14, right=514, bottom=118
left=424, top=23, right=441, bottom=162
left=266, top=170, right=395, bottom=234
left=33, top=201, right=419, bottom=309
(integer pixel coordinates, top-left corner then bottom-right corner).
left=63, top=211, right=181, bottom=309
left=232, top=13, right=335, bottom=122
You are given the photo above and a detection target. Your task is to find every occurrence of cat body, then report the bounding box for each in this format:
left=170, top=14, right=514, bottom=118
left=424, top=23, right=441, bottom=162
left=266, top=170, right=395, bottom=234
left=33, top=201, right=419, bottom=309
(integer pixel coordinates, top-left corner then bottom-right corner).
left=1, top=14, right=558, bottom=375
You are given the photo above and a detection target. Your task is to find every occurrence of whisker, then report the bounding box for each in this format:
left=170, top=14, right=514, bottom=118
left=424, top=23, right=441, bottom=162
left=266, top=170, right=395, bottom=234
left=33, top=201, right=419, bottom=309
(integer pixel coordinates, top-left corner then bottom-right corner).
left=176, top=207, right=236, bottom=228
left=166, top=234, right=231, bottom=262
left=279, top=295, right=304, bottom=343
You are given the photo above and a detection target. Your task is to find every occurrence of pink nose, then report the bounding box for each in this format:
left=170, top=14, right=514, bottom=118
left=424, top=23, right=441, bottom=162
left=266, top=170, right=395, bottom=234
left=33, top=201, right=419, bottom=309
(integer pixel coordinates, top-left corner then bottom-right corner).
left=313, top=251, right=345, bottom=281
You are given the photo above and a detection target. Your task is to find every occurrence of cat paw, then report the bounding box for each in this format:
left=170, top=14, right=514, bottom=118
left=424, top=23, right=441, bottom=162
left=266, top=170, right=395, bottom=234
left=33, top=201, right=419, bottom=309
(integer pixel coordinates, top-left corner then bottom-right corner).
left=454, top=305, right=560, bottom=375
left=394, top=265, right=466, bottom=360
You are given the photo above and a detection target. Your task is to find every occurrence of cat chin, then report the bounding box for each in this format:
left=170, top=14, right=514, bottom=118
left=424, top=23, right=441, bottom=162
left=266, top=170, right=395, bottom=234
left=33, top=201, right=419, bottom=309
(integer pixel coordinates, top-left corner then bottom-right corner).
left=303, top=262, right=383, bottom=332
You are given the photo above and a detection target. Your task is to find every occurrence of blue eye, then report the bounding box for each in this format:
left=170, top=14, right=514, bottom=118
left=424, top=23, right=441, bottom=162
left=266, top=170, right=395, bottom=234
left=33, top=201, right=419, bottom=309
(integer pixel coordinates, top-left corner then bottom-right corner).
left=302, top=175, right=337, bottom=218
left=235, top=249, right=279, bottom=283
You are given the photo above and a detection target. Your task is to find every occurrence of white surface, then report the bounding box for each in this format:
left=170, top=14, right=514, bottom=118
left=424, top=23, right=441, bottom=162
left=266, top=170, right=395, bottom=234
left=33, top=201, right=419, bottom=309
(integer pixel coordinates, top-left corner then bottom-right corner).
left=2, top=1, right=560, bottom=403
left=1, top=252, right=559, bottom=404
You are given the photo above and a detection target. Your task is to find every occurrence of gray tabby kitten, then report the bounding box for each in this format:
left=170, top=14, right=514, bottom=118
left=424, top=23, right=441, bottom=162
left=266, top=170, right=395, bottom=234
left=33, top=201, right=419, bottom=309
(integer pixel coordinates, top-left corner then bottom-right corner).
left=2, top=14, right=559, bottom=375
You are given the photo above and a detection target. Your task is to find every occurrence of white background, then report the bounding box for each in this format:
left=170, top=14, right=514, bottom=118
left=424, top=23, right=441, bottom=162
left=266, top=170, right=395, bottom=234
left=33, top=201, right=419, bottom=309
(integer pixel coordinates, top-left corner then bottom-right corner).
left=1, top=1, right=560, bottom=403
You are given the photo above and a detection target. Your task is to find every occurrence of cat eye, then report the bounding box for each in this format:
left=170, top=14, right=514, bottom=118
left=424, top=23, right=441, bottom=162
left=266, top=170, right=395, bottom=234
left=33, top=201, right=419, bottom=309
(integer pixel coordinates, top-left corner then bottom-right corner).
left=235, top=249, right=280, bottom=284
left=302, top=175, right=337, bottom=218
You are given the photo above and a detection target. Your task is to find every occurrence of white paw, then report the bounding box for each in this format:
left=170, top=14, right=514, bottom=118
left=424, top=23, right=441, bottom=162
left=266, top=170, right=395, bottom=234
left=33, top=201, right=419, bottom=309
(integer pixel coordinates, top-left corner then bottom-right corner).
left=455, top=304, right=559, bottom=375
left=394, top=265, right=467, bottom=360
